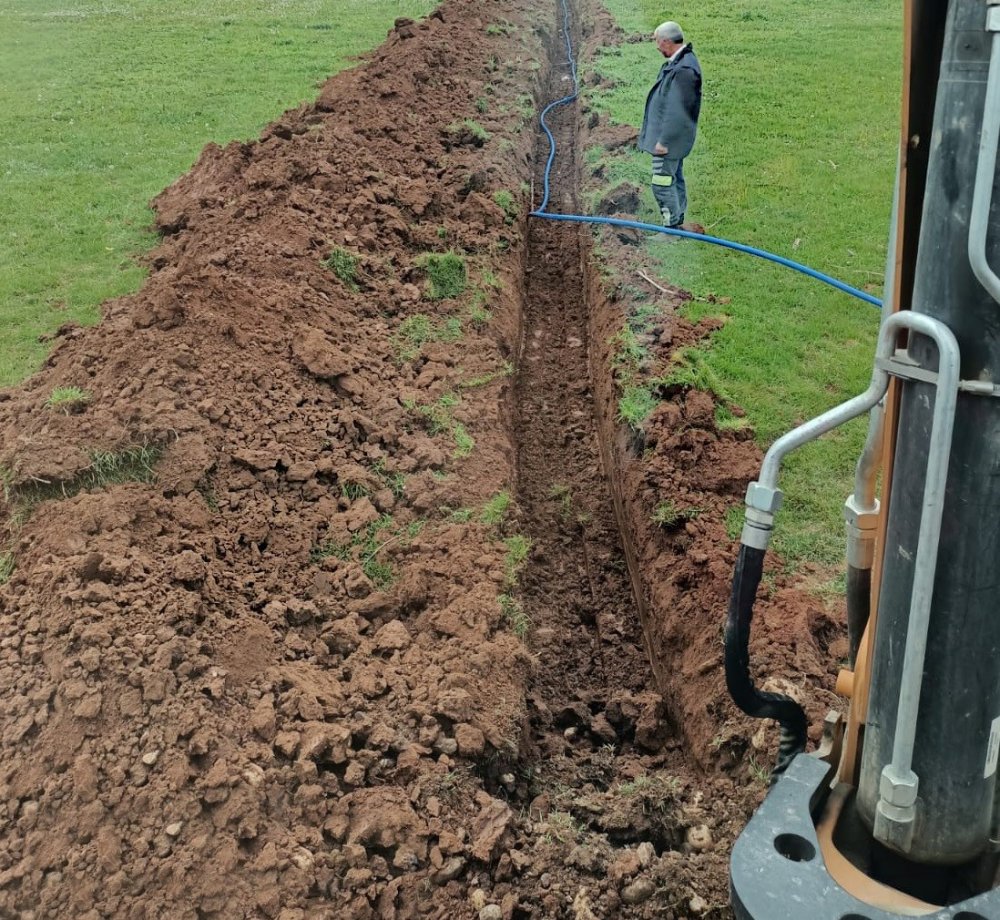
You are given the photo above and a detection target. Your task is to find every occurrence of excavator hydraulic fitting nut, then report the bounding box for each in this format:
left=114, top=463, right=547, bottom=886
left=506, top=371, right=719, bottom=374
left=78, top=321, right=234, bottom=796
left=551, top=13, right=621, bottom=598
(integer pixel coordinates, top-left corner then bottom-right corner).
left=745, top=482, right=783, bottom=514
left=843, top=495, right=880, bottom=531
left=879, top=766, right=919, bottom=808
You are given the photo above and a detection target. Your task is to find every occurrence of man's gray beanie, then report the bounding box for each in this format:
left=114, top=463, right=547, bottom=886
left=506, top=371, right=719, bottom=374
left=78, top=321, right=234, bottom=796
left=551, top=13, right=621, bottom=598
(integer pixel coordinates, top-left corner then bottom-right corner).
left=655, top=20, right=684, bottom=42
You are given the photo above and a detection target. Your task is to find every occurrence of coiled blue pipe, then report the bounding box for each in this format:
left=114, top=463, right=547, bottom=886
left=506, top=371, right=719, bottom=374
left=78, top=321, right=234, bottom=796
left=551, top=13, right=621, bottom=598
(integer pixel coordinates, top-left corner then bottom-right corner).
left=530, top=0, right=884, bottom=309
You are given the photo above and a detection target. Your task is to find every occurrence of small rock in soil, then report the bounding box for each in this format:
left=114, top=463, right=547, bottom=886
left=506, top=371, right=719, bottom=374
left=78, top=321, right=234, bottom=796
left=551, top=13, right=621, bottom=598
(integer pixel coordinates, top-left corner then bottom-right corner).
left=434, top=857, right=465, bottom=884
left=434, top=736, right=458, bottom=756
left=455, top=723, right=486, bottom=757
left=609, top=849, right=642, bottom=882
left=686, top=824, right=713, bottom=851
left=567, top=844, right=605, bottom=874
left=621, top=877, right=656, bottom=905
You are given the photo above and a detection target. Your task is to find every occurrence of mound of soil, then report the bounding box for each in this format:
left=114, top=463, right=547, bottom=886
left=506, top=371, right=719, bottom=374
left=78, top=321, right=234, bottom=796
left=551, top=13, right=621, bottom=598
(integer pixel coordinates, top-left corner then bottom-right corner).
left=0, top=3, right=550, bottom=917
left=0, top=0, right=848, bottom=918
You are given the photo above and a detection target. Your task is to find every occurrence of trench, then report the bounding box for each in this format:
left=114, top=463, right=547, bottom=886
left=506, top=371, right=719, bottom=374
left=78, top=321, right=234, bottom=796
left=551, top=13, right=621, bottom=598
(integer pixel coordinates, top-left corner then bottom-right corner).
left=508, top=0, right=678, bottom=839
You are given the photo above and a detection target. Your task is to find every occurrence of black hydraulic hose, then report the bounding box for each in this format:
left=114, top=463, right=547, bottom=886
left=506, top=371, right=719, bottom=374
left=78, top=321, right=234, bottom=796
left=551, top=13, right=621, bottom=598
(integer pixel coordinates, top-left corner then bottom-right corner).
left=724, top=543, right=808, bottom=781
left=845, top=564, right=872, bottom=668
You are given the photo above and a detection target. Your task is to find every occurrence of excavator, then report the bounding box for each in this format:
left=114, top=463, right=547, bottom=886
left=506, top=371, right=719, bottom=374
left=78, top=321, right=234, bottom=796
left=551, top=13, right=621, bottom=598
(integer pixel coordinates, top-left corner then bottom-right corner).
left=726, top=0, right=1000, bottom=916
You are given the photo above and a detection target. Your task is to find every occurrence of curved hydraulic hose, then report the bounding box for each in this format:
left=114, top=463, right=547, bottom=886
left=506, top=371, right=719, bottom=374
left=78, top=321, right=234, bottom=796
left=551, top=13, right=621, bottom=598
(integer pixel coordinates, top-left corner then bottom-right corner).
left=724, top=545, right=809, bottom=780
left=531, top=0, right=883, bottom=309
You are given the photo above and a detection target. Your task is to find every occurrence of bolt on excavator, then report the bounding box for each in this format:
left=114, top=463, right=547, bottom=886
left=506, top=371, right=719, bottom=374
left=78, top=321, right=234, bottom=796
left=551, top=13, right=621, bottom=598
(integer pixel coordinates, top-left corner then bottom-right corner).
left=726, top=0, right=1000, bottom=916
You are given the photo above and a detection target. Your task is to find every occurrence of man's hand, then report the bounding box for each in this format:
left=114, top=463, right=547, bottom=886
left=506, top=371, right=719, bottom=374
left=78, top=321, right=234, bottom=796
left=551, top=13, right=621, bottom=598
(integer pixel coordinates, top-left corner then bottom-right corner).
left=653, top=142, right=669, bottom=155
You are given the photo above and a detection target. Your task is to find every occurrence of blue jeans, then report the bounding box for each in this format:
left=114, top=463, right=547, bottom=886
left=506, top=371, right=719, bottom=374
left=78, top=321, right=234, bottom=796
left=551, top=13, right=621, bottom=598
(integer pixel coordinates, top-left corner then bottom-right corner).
left=651, top=156, right=687, bottom=227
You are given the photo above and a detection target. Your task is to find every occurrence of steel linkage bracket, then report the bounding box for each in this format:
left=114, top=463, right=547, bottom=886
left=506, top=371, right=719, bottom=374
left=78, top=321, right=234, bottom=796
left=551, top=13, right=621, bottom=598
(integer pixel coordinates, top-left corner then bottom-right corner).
left=731, top=754, right=1000, bottom=919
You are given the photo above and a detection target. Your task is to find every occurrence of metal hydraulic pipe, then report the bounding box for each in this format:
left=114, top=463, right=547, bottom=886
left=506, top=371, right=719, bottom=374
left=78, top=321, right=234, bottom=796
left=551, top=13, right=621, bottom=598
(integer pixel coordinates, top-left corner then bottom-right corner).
left=853, top=151, right=903, bottom=514
left=873, top=320, right=960, bottom=852
left=845, top=397, right=883, bottom=664
left=852, top=402, right=885, bottom=517
left=969, top=9, right=1000, bottom=305
left=734, top=312, right=955, bottom=783
left=844, top=157, right=900, bottom=664
left=754, top=314, right=955, bottom=503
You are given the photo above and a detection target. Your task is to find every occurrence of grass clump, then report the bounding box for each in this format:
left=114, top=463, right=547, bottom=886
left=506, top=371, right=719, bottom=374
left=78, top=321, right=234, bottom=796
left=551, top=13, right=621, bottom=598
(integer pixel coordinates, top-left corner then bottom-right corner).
left=652, top=501, right=702, bottom=530
left=652, top=501, right=682, bottom=529
left=492, top=190, right=518, bottom=224
left=541, top=811, right=581, bottom=845
left=452, top=423, right=475, bottom=458
left=499, top=592, right=530, bottom=638
left=395, top=314, right=433, bottom=358
left=418, top=393, right=458, bottom=435
left=5, top=444, right=162, bottom=524
left=341, top=481, right=370, bottom=500
left=447, top=118, right=490, bottom=143
left=503, top=534, right=531, bottom=586
left=468, top=292, right=493, bottom=328
left=725, top=505, right=744, bottom=540
left=661, top=347, right=730, bottom=402
left=460, top=360, right=514, bottom=389
left=393, top=313, right=464, bottom=362
left=323, top=247, right=360, bottom=290
left=614, top=773, right=681, bottom=802
left=609, top=305, right=664, bottom=431
left=87, top=446, right=161, bottom=488
left=481, top=269, right=502, bottom=290
left=371, top=458, right=405, bottom=498
left=416, top=251, right=468, bottom=300
left=45, top=386, right=91, bottom=413
left=408, top=393, right=475, bottom=459
left=617, top=385, right=658, bottom=429
left=0, top=553, right=13, bottom=585
left=479, top=491, right=512, bottom=528
left=310, top=515, right=423, bottom=588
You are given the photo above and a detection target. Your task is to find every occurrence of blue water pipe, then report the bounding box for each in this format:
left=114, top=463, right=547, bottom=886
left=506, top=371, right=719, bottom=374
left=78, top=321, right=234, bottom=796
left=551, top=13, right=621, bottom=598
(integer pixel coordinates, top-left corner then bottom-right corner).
left=529, top=0, right=884, bottom=310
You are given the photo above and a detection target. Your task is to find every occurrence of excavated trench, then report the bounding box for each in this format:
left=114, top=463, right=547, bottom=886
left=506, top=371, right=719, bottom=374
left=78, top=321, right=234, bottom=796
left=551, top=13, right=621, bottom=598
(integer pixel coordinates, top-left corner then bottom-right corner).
left=516, top=197, right=659, bottom=757
left=490, top=10, right=724, bottom=915
left=514, top=32, right=666, bottom=815
left=515, top=31, right=663, bottom=800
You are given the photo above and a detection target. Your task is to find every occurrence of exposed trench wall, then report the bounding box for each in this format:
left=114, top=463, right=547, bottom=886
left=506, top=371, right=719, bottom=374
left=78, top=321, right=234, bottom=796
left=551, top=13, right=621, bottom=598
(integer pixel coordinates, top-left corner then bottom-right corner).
left=576, top=0, right=847, bottom=771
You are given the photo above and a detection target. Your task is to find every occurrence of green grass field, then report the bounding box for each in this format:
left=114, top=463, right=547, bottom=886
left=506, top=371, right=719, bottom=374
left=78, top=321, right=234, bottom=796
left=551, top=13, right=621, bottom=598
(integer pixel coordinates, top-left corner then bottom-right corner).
left=0, top=0, right=436, bottom=386
left=590, top=0, right=902, bottom=566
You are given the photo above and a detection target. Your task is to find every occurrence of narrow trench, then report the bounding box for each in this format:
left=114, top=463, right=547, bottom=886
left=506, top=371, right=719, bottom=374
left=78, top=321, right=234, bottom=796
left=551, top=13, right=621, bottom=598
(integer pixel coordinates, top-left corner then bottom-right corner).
left=510, top=0, right=667, bottom=829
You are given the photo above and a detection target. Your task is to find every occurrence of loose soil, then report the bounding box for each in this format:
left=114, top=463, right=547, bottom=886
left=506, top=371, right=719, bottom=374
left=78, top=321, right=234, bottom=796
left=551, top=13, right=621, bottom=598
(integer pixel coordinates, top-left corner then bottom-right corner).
left=0, top=1, right=847, bottom=918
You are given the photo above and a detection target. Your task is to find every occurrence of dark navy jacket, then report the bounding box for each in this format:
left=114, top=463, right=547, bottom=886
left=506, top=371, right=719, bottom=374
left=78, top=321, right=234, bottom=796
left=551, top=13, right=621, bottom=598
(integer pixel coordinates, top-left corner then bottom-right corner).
left=638, top=44, right=702, bottom=159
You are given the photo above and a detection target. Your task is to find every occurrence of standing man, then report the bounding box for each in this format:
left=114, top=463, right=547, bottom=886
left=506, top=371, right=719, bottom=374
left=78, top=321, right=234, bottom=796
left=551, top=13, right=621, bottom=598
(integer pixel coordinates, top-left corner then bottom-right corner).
left=638, top=21, right=702, bottom=229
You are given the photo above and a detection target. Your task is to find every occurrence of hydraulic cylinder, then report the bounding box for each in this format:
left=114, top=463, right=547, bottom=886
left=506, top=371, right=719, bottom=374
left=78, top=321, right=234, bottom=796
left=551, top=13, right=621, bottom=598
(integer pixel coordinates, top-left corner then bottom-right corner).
left=857, top=0, right=1000, bottom=866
